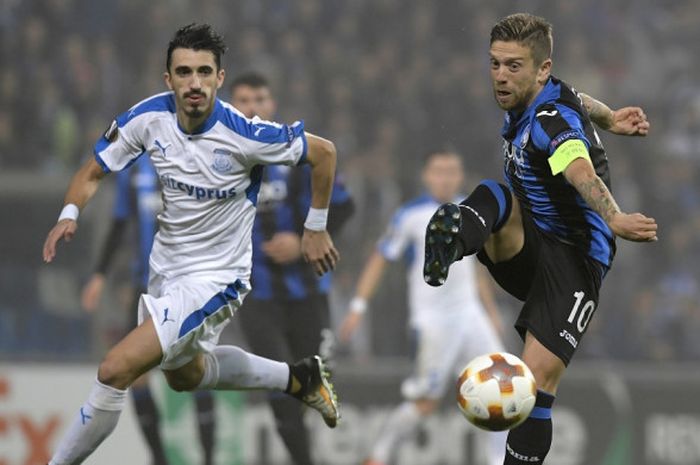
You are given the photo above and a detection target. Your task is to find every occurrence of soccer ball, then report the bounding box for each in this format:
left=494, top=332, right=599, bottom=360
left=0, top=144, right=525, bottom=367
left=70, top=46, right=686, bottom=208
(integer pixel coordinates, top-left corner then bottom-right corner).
left=457, top=352, right=536, bottom=431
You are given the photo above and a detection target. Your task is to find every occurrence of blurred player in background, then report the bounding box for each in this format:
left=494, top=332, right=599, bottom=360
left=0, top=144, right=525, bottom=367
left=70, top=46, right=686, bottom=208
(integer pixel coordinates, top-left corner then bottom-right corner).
left=80, top=153, right=217, bottom=465
left=423, top=13, right=653, bottom=464
left=230, top=72, right=354, bottom=465
left=42, top=23, right=340, bottom=465
left=339, top=151, right=506, bottom=465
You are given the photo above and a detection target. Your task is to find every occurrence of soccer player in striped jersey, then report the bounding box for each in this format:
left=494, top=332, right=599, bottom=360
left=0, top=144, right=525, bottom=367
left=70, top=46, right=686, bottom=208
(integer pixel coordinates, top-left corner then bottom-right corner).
left=42, top=24, right=339, bottom=465
left=230, top=72, right=354, bottom=465
left=423, top=13, right=655, bottom=464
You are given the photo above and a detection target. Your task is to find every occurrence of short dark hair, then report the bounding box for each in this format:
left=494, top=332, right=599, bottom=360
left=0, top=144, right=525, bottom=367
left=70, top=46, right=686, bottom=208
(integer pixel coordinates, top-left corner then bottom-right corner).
left=166, top=23, right=227, bottom=71
left=490, top=13, right=553, bottom=65
left=230, top=71, right=270, bottom=94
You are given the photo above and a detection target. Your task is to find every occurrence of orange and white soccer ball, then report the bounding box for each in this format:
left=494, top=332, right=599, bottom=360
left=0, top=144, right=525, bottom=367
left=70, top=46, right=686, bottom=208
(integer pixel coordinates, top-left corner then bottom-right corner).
left=457, top=352, right=537, bottom=431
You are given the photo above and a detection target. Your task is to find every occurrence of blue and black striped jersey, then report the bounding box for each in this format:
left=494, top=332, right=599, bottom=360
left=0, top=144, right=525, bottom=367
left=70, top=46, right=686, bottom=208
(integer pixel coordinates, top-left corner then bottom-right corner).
left=500, top=76, right=615, bottom=267
left=250, top=165, right=353, bottom=300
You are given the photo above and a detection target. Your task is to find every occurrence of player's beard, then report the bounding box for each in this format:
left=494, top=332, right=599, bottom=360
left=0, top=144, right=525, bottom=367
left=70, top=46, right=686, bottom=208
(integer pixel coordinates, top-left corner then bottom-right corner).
left=183, top=91, right=209, bottom=118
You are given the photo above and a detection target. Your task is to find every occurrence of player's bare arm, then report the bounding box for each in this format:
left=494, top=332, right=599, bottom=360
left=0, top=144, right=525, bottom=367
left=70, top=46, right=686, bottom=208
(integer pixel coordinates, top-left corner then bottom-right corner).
left=43, top=157, right=107, bottom=263
left=338, top=250, right=388, bottom=343
left=563, top=157, right=657, bottom=242
left=579, top=92, right=649, bottom=136
left=302, top=133, right=340, bottom=275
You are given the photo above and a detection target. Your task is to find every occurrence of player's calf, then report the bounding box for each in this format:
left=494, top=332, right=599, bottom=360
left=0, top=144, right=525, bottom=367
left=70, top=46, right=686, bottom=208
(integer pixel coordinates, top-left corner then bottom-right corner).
left=504, top=390, right=555, bottom=464
left=424, top=180, right=512, bottom=287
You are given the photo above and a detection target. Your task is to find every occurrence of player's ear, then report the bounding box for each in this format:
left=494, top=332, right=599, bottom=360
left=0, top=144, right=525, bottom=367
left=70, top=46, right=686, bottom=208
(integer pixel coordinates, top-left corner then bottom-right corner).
left=216, top=69, right=225, bottom=89
left=164, top=72, right=173, bottom=91
left=537, top=58, right=552, bottom=85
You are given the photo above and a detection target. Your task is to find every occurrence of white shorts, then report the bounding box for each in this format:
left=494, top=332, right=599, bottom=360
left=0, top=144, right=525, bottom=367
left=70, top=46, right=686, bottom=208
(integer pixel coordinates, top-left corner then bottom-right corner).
left=402, top=309, right=503, bottom=400
left=137, top=273, right=249, bottom=370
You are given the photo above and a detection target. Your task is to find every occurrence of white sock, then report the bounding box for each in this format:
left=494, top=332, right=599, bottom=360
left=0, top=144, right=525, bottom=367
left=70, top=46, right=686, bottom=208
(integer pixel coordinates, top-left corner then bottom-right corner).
left=370, top=401, right=423, bottom=463
left=486, top=429, right=508, bottom=465
left=197, top=345, right=289, bottom=391
left=49, top=379, right=127, bottom=465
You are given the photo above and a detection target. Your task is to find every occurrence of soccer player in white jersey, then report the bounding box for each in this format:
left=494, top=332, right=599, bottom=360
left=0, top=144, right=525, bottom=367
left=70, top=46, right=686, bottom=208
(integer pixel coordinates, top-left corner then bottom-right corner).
left=42, top=24, right=340, bottom=465
left=339, top=151, right=507, bottom=465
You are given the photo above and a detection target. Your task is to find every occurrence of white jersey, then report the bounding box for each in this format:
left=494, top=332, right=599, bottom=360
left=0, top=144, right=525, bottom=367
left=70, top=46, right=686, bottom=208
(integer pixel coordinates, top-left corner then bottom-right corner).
left=378, top=194, right=484, bottom=324
left=95, top=92, right=307, bottom=284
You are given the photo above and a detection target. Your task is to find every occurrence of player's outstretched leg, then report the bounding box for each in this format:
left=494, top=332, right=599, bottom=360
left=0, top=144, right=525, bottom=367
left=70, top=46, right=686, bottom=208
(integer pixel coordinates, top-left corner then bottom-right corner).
left=197, top=347, right=340, bottom=428
left=424, top=180, right=512, bottom=286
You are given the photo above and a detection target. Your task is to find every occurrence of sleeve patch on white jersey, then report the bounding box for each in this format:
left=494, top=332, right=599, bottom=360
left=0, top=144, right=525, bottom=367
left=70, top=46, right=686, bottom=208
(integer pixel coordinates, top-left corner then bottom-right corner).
left=104, top=119, right=118, bottom=142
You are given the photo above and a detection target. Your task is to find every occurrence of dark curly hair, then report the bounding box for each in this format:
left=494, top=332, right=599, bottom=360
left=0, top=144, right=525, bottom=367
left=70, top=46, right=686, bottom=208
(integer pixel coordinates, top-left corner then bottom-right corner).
left=166, top=23, right=227, bottom=71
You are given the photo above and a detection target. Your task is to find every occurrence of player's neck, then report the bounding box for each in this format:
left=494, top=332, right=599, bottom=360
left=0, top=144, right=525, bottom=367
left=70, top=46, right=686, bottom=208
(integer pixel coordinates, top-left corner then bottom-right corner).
left=177, top=107, right=214, bottom=134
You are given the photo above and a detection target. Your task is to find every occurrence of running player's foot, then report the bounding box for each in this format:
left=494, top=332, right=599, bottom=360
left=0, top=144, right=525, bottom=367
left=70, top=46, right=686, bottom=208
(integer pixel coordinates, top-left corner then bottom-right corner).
left=424, top=202, right=465, bottom=287
left=291, top=355, right=340, bottom=428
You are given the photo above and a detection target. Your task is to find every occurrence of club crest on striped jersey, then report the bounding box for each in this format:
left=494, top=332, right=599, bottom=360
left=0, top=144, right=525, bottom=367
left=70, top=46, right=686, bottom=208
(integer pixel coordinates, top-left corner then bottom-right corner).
left=520, top=123, right=530, bottom=148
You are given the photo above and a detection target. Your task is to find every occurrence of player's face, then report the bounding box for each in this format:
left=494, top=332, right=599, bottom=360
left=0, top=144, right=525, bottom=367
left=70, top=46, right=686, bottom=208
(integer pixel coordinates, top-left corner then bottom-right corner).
left=165, top=48, right=224, bottom=120
left=489, top=40, right=551, bottom=112
left=231, top=85, right=276, bottom=120
left=422, top=155, right=464, bottom=203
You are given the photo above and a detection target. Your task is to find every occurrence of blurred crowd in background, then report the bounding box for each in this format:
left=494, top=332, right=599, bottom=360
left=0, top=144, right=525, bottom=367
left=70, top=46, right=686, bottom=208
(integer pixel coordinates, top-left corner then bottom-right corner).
left=1, top=0, right=699, bottom=363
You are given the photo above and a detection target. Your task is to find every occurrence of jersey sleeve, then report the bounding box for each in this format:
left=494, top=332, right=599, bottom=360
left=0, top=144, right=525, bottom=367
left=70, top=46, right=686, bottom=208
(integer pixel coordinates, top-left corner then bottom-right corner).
left=377, top=208, right=411, bottom=261
left=531, top=103, right=592, bottom=175
left=221, top=109, right=308, bottom=166
left=94, top=110, right=146, bottom=173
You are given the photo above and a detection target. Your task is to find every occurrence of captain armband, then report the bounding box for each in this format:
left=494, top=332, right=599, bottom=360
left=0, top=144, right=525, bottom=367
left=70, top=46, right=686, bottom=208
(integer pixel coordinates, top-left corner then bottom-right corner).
left=548, top=139, right=591, bottom=176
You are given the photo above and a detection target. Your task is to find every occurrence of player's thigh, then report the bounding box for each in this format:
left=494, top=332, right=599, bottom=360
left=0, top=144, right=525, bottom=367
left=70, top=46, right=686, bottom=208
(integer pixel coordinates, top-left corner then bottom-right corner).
left=99, top=317, right=163, bottom=389
left=238, top=297, right=292, bottom=362
left=515, top=238, right=604, bottom=370
left=288, top=294, right=330, bottom=360
left=483, top=192, right=525, bottom=263
left=478, top=207, right=541, bottom=301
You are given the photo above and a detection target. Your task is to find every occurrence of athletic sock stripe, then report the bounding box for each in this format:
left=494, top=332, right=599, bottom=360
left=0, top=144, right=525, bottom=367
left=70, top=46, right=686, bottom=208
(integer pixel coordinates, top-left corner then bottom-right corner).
left=529, top=406, right=552, bottom=420
left=480, top=180, right=507, bottom=228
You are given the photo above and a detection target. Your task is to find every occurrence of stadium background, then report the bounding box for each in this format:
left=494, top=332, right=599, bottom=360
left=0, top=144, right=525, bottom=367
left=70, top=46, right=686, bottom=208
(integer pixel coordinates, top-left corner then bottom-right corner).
left=1, top=0, right=699, bottom=464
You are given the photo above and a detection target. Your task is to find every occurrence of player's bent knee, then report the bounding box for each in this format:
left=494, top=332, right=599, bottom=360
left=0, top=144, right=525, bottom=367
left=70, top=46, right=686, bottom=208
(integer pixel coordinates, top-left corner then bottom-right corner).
left=97, top=353, right=136, bottom=390
left=163, top=361, right=205, bottom=392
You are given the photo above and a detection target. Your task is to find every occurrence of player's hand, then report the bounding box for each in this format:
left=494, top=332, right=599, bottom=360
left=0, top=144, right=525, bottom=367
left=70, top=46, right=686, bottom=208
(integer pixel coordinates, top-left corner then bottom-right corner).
left=81, top=274, right=106, bottom=312
left=301, top=229, right=339, bottom=276
left=609, top=212, right=657, bottom=242
left=262, top=232, right=302, bottom=264
left=43, top=219, right=78, bottom=263
left=338, top=311, right=363, bottom=344
left=608, top=107, right=650, bottom=136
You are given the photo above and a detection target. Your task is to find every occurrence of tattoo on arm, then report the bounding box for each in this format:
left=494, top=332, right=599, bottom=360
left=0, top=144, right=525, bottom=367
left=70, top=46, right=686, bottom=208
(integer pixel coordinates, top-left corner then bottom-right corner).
left=574, top=175, right=621, bottom=224
left=579, top=93, right=613, bottom=130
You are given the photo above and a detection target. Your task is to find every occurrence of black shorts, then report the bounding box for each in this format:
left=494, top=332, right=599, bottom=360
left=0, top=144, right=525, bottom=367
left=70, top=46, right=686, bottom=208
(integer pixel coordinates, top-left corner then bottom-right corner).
left=477, top=208, right=605, bottom=365
left=237, top=293, right=331, bottom=363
